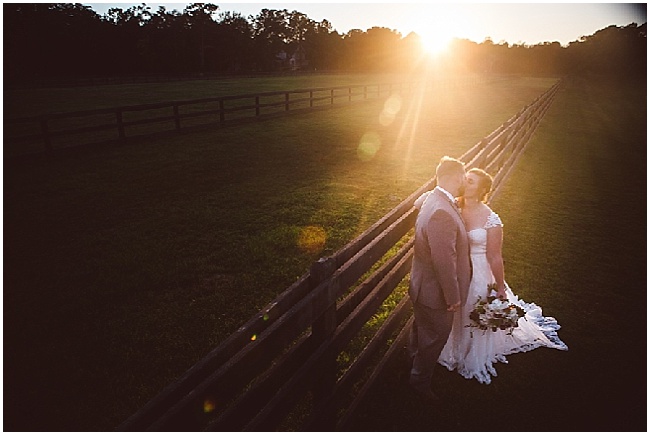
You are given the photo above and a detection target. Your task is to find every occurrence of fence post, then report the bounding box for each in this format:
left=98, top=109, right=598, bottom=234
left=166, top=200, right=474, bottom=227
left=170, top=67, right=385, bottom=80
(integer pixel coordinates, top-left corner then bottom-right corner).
left=330, top=89, right=334, bottom=105
left=348, top=87, right=352, bottom=102
left=285, top=93, right=290, bottom=111
left=310, top=257, right=337, bottom=339
left=173, top=104, right=181, bottom=131
left=310, top=91, right=314, bottom=108
left=255, top=96, right=260, bottom=116
left=309, top=257, right=337, bottom=430
left=40, top=116, right=52, bottom=153
left=116, top=109, right=126, bottom=141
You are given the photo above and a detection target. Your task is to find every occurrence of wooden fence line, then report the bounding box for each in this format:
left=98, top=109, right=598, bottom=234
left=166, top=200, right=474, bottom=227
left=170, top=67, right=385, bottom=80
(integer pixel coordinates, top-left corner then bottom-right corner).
left=116, top=79, right=561, bottom=431
left=5, top=82, right=418, bottom=157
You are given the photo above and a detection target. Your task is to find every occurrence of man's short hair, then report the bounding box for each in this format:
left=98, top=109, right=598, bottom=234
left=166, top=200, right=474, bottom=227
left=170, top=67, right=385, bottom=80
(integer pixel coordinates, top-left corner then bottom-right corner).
left=436, top=156, right=465, bottom=179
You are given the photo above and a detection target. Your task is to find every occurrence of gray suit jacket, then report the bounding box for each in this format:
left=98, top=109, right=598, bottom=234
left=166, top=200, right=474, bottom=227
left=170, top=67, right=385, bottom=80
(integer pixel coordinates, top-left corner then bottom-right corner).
left=409, top=189, right=471, bottom=309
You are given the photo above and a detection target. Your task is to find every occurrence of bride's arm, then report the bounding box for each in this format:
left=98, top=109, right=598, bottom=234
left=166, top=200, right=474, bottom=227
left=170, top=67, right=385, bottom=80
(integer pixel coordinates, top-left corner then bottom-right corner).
left=413, top=191, right=430, bottom=209
left=486, top=226, right=507, bottom=299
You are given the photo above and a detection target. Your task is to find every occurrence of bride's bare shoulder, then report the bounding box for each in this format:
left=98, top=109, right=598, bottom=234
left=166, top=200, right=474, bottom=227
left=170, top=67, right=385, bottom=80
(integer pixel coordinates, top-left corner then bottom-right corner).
left=480, top=202, right=494, bottom=216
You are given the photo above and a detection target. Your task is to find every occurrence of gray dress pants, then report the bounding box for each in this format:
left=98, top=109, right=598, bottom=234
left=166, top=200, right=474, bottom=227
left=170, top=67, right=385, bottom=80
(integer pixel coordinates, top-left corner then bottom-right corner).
left=408, top=300, right=454, bottom=390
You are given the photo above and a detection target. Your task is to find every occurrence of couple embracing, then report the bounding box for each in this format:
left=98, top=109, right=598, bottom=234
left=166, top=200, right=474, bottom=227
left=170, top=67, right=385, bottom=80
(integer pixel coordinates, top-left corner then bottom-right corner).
left=408, top=156, right=567, bottom=400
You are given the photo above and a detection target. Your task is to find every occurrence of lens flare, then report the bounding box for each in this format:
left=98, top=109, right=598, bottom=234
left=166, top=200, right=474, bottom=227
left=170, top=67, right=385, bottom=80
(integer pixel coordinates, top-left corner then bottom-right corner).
left=297, top=226, right=327, bottom=254
left=357, top=132, right=381, bottom=161
left=379, top=94, right=402, bottom=126
left=203, top=398, right=216, bottom=413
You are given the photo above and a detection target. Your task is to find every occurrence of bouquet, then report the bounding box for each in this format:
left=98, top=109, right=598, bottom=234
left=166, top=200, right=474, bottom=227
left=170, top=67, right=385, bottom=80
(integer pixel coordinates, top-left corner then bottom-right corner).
left=466, top=283, right=526, bottom=336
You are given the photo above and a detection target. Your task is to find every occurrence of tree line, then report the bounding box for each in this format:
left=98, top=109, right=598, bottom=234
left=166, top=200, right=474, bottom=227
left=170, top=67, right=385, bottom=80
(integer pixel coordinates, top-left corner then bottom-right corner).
left=3, top=3, right=647, bottom=85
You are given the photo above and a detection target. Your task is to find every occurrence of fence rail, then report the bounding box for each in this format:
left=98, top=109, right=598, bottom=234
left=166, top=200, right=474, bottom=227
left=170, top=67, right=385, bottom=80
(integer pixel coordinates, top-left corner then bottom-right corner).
left=4, top=82, right=417, bottom=157
left=116, top=79, right=561, bottom=431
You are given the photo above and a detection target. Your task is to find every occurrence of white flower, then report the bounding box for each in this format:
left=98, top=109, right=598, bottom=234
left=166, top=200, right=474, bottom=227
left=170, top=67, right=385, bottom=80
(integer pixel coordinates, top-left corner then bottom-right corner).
left=467, top=293, right=524, bottom=334
left=506, top=310, right=519, bottom=321
left=489, top=299, right=509, bottom=310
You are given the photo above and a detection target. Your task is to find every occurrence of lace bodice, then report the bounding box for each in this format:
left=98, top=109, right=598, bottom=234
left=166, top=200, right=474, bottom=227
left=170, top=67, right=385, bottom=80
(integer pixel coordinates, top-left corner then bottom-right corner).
left=484, top=211, right=503, bottom=229
left=468, top=211, right=503, bottom=255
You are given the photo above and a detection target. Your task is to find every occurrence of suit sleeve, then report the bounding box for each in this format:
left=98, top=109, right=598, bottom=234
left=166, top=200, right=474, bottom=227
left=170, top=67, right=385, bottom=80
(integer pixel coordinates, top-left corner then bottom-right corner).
left=427, top=209, right=461, bottom=306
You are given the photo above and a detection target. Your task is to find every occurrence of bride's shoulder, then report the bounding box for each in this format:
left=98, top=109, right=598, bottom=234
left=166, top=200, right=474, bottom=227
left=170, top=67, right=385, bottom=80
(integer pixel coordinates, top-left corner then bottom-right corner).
left=414, top=190, right=435, bottom=209
left=484, top=206, right=503, bottom=228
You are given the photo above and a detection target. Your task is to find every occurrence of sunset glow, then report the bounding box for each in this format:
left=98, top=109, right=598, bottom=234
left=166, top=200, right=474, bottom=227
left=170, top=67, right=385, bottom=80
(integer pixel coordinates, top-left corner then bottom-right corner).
left=410, top=6, right=465, bottom=56
left=420, top=30, right=453, bottom=56
left=86, top=3, right=646, bottom=47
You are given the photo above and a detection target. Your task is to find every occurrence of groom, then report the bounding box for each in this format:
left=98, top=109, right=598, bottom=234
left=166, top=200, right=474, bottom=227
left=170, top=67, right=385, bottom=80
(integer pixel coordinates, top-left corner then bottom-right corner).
left=408, top=156, right=471, bottom=401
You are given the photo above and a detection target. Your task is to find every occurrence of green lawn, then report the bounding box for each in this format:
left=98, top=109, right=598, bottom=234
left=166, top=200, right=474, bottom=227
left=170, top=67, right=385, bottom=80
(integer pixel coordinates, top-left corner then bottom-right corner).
left=345, top=76, right=646, bottom=431
left=3, top=72, right=470, bottom=156
left=8, top=73, right=637, bottom=431
left=4, top=72, right=415, bottom=117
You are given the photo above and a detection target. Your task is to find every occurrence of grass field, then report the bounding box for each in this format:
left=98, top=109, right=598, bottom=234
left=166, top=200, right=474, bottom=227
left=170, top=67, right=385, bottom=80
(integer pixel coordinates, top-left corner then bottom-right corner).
left=4, top=73, right=416, bottom=117
left=4, top=73, right=644, bottom=431
left=3, top=72, right=472, bottom=157
left=345, top=76, right=646, bottom=431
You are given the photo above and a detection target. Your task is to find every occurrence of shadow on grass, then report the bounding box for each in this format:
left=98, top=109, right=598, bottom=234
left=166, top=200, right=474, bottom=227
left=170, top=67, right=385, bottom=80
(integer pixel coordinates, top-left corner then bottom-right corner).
left=343, top=76, right=646, bottom=432
left=3, top=76, right=568, bottom=430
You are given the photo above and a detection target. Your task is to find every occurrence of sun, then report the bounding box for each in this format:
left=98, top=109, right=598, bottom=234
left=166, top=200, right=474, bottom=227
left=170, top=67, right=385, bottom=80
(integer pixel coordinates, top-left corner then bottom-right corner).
left=411, top=6, right=464, bottom=57
left=420, top=28, right=454, bottom=56
left=422, top=33, right=453, bottom=56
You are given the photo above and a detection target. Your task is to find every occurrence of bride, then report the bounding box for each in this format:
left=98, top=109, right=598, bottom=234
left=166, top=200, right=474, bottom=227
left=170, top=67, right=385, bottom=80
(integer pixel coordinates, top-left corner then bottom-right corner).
left=418, top=167, right=568, bottom=384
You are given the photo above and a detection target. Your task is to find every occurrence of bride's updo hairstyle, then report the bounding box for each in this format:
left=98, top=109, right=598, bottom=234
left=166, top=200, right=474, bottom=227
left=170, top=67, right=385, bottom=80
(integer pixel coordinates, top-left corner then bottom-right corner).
left=468, top=168, right=494, bottom=203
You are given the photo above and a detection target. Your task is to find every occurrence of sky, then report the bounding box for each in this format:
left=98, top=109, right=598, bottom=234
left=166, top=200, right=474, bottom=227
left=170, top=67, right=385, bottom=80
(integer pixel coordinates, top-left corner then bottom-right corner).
left=84, top=2, right=647, bottom=47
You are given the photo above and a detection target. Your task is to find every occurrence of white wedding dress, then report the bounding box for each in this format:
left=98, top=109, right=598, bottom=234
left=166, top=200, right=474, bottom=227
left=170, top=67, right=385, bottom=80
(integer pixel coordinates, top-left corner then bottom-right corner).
left=438, top=211, right=568, bottom=384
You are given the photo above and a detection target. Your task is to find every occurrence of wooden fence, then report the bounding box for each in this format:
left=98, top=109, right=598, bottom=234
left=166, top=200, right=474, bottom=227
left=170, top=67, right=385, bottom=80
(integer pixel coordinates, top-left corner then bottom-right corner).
left=116, top=79, right=561, bottom=431
left=4, top=82, right=417, bottom=157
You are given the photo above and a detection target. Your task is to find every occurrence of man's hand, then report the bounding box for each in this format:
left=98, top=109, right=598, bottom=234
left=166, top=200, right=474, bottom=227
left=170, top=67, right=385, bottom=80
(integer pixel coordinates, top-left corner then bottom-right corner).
left=447, top=301, right=461, bottom=312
